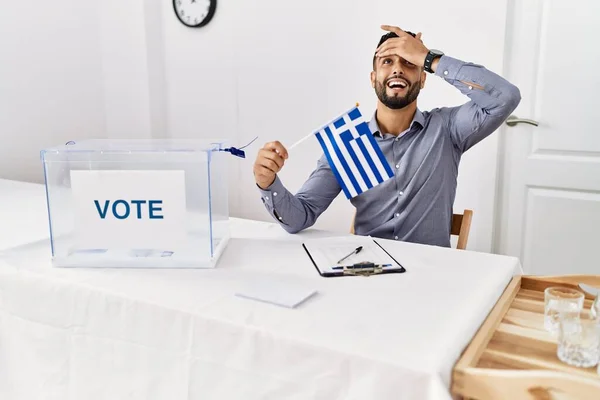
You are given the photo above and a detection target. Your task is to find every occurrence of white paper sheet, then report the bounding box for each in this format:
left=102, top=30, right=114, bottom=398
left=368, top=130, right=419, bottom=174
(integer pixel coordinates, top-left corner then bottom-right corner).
left=235, top=279, right=317, bottom=308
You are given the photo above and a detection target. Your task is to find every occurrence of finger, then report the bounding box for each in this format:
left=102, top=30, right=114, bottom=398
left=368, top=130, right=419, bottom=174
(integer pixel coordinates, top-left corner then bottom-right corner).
left=263, top=141, right=287, bottom=158
left=375, top=43, right=395, bottom=56
left=381, top=25, right=406, bottom=36
left=416, top=32, right=422, bottom=42
left=259, top=149, right=285, bottom=169
left=376, top=38, right=405, bottom=55
left=375, top=38, right=399, bottom=51
left=376, top=49, right=397, bottom=58
left=264, top=141, right=288, bottom=159
left=258, top=158, right=281, bottom=174
left=376, top=42, right=390, bottom=53
left=254, top=165, right=275, bottom=178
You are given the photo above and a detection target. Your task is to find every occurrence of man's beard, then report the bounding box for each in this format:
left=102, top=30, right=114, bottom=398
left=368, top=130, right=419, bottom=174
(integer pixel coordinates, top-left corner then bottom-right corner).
left=375, top=77, right=421, bottom=110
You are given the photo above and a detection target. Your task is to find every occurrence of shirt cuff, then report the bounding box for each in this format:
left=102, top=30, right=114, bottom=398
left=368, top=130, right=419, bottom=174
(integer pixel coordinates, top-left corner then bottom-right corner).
left=257, top=176, right=285, bottom=208
left=434, top=55, right=466, bottom=81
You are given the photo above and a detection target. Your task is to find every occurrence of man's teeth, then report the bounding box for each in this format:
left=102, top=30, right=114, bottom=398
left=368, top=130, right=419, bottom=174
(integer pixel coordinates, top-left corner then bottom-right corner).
left=388, top=80, right=407, bottom=89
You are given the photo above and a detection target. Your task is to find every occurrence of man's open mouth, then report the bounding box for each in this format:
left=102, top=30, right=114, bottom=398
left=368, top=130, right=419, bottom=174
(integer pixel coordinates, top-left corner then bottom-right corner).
left=387, top=79, right=409, bottom=89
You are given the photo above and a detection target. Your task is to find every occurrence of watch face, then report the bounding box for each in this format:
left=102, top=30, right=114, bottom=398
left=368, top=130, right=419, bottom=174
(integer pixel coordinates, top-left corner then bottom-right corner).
left=173, top=0, right=216, bottom=28
left=430, top=49, right=444, bottom=56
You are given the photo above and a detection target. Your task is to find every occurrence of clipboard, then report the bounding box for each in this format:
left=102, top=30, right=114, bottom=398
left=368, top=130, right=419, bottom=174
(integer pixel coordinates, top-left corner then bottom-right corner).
left=302, top=238, right=406, bottom=277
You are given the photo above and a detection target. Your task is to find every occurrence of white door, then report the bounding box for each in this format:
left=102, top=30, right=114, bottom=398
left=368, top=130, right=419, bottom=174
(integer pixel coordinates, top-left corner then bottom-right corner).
left=495, top=0, right=600, bottom=275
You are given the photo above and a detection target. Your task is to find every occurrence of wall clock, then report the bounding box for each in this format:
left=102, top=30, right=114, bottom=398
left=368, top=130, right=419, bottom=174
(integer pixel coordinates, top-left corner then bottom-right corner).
left=173, top=0, right=217, bottom=28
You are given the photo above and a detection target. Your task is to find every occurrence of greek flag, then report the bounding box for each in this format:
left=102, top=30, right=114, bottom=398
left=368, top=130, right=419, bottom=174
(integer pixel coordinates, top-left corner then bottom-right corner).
left=315, top=105, right=394, bottom=199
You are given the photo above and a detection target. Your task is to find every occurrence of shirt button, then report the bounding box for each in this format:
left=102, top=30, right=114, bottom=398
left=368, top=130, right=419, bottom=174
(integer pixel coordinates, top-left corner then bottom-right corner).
left=443, top=70, right=449, bottom=76
left=468, top=85, right=473, bottom=90
left=265, top=196, right=269, bottom=201
left=395, top=164, right=400, bottom=169
left=399, top=191, right=404, bottom=196
left=395, top=213, right=400, bottom=217
left=273, top=192, right=278, bottom=197
left=394, top=236, right=399, bottom=240
left=395, top=137, right=399, bottom=142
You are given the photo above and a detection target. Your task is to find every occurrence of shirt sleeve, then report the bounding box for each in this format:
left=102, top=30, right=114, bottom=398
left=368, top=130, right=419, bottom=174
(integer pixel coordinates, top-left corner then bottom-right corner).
left=435, top=55, right=521, bottom=152
left=257, top=153, right=342, bottom=233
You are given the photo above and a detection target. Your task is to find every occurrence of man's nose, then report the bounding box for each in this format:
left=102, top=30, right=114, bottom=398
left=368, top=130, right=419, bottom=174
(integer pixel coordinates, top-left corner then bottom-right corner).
left=392, top=61, right=405, bottom=75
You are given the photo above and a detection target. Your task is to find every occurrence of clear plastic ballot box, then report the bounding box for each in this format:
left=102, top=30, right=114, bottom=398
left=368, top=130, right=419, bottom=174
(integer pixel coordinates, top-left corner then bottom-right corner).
left=40, top=139, right=230, bottom=268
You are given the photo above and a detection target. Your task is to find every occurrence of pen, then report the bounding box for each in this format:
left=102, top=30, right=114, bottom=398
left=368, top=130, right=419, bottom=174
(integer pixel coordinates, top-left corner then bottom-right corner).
left=337, top=246, right=363, bottom=264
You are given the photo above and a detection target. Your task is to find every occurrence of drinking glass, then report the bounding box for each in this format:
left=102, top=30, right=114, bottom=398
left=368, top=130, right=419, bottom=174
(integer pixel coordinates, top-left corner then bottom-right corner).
left=544, top=287, right=584, bottom=334
left=592, top=294, right=600, bottom=323
left=557, top=317, right=600, bottom=368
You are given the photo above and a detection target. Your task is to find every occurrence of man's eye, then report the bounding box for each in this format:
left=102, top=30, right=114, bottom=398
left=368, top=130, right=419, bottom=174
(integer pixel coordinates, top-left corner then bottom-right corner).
left=383, top=58, right=392, bottom=64
left=403, top=59, right=415, bottom=66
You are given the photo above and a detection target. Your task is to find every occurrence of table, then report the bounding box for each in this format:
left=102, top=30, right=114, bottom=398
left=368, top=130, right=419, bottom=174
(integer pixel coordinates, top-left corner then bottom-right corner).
left=0, top=180, right=523, bottom=400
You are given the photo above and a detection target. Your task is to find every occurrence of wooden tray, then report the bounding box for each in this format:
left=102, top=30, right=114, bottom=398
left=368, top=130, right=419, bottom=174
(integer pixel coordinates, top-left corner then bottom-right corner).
left=451, top=275, right=600, bottom=400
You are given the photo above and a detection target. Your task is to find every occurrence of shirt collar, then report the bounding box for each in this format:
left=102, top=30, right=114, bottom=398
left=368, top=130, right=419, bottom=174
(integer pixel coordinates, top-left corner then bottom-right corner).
left=369, top=108, right=425, bottom=138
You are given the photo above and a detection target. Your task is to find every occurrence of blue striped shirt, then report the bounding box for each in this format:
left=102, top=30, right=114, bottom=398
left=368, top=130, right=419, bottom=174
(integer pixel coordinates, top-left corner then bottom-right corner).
left=257, top=56, right=521, bottom=247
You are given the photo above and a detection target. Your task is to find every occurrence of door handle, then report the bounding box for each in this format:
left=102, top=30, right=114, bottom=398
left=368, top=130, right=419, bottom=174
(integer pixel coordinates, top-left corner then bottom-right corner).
left=505, top=115, right=539, bottom=127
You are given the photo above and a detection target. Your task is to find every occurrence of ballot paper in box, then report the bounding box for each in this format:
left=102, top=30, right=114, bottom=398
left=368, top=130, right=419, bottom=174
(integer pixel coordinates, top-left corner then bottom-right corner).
left=40, top=139, right=231, bottom=268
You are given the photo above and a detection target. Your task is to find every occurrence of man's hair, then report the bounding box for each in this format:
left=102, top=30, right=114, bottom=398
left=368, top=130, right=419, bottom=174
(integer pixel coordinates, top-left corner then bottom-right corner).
left=372, top=30, right=417, bottom=69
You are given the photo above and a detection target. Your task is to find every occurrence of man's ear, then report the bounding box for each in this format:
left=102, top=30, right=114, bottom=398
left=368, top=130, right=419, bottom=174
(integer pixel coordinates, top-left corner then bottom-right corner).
left=420, top=70, right=426, bottom=89
left=370, top=70, right=375, bottom=88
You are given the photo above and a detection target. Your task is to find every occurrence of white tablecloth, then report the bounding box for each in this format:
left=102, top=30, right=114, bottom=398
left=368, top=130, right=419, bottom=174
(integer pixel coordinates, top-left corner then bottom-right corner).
left=0, top=180, right=523, bottom=400
left=0, top=179, right=52, bottom=251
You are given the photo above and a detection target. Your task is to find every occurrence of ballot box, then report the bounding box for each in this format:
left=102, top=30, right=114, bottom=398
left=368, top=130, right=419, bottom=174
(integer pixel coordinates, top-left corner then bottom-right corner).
left=40, top=139, right=230, bottom=268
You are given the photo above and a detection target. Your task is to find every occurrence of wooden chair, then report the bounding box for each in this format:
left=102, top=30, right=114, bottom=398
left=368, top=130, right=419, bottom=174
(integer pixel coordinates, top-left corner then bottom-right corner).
left=451, top=209, right=473, bottom=250
left=350, top=209, right=474, bottom=250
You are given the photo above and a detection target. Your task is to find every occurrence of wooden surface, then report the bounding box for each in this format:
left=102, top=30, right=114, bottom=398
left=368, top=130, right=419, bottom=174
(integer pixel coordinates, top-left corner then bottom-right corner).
left=450, top=214, right=464, bottom=237
left=451, top=209, right=473, bottom=250
left=452, top=275, right=600, bottom=400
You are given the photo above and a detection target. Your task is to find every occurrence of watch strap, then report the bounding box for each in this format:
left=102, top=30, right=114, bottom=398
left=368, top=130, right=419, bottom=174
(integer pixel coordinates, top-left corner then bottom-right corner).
left=424, top=50, right=442, bottom=73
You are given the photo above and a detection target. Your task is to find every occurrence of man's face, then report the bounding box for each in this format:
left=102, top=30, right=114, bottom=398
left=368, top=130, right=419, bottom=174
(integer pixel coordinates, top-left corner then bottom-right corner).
left=371, top=55, right=425, bottom=110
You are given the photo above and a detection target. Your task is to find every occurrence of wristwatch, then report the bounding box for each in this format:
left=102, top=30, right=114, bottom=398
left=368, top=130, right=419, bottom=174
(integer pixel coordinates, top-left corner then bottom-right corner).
left=424, top=49, right=444, bottom=73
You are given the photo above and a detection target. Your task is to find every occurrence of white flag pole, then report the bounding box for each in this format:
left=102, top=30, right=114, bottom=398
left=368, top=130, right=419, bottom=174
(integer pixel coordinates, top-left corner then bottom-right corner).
left=287, top=132, right=313, bottom=151
left=288, top=102, right=360, bottom=151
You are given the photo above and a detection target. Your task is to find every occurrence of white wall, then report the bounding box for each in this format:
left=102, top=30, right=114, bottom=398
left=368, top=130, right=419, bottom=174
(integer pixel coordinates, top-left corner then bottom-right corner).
left=0, top=1, right=106, bottom=183
left=162, top=0, right=509, bottom=252
left=1, top=0, right=510, bottom=253
left=0, top=0, right=160, bottom=184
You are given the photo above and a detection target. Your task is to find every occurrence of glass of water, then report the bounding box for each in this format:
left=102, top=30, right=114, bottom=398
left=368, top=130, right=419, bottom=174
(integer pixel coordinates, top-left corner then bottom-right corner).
left=544, top=286, right=584, bottom=334
left=592, top=294, right=600, bottom=322
left=557, top=317, right=600, bottom=368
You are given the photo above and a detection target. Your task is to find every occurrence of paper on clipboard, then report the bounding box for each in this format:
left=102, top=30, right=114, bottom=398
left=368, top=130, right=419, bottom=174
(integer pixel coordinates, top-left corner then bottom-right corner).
left=302, top=236, right=404, bottom=276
